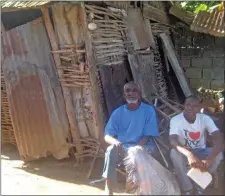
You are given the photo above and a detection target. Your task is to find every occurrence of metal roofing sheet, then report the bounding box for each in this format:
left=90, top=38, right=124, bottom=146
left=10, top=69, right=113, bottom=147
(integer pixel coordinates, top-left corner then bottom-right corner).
left=1, top=18, right=70, bottom=160
left=190, top=8, right=225, bottom=37
left=1, top=0, right=51, bottom=8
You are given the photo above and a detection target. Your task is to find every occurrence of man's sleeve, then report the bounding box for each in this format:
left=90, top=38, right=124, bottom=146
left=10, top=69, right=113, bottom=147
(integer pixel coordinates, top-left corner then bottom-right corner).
left=143, top=107, right=159, bottom=137
left=169, top=117, right=180, bottom=135
left=204, top=115, right=219, bottom=134
left=105, top=111, right=119, bottom=137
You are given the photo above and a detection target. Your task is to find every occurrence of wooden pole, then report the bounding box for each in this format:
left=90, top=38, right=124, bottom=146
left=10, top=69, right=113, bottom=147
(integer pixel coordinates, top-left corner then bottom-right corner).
left=81, top=3, right=105, bottom=145
left=41, top=6, right=83, bottom=158
left=160, top=33, right=193, bottom=98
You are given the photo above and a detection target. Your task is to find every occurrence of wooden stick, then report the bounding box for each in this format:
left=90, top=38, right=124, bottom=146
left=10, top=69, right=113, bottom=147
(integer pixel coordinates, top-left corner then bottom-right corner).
left=52, top=49, right=72, bottom=53
left=41, top=6, right=83, bottom=157
left=94, top=44, right=125, bottom=50
left=96, top=49, right=126, bottom=54
left=92, top=34, right=124, bottom=39
left=75, top=154, right=104, bottom=158
left=92, top=29, right=121, bottom=34
left=155, top=108, right=171, bottom=120
left=87, top=144, right=101, bottom=179
left=93, top=40, right=124, bottom=43
left=96, top=24, right=127, bottom=28
left=158, top=97, right=181, bottom=113
left=85, top=4, right=123, bottom=17
left=60, top=56, right=72, bottom=61
left=153, top=138, right=169, bottom=168
left=81, top=3, right=105, bottom=142
left=85, top=4, right=122, bottom=19
left=116, top=168, right=126, bottom=176
left=93, top=14, right=104, bottom=19
left=89, top=20, right=126, bottom=26
left=61, top=81, right=90, bottom=86
left=96, top=60, right=125, bottom=66
left=96, top=53, right=126, bottom=59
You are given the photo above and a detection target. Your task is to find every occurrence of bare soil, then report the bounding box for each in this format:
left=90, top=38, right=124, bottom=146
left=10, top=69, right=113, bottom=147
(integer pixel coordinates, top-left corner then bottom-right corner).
left=1, top=144, right=126, bottom=195
left=1, top=144, right=224, bottom=195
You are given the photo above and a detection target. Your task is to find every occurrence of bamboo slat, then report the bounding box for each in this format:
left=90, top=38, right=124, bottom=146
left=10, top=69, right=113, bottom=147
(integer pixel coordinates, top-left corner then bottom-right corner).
left=1, top=70, right=17, bottom=146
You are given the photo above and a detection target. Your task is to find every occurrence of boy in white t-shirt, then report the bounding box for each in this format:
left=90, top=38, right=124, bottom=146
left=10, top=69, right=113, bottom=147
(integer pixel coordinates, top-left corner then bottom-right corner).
left=169, top=96, right=223, bottom=195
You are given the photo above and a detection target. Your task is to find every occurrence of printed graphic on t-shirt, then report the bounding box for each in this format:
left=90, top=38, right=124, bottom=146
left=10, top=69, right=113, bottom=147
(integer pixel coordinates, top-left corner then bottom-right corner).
left=184, top=129, right=201, bottom=148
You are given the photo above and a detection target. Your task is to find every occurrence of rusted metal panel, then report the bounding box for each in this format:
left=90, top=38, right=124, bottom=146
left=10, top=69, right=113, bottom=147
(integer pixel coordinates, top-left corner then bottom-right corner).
left=1, top=69, right=16, bottom=146
left=1, top=1, right=51, bottom=8
left=2, top=18, right=70, bottom=160
left=190, top=9, right=225, bottom=37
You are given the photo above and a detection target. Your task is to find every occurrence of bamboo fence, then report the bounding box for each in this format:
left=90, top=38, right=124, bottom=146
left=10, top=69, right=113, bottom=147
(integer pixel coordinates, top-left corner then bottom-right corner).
left=1, top=70, right=17, bottom=145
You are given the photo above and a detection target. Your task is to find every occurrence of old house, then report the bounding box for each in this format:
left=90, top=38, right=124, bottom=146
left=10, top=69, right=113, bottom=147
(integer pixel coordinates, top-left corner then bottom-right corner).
left=1, top=2, right=224, bottom=180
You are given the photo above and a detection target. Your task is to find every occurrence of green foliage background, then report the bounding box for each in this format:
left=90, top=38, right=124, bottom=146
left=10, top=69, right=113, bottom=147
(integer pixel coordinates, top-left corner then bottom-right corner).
left=177, top=1, right=221, bottom=13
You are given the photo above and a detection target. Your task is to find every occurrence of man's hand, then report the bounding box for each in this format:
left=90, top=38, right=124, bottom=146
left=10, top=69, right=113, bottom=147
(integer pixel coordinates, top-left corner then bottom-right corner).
left=114, top=141, right=124, bottom=154
left=201, top=159, right=213, bottom=172
left=187, top=152, right=202, bottom=169
left=114, top=140, right=122, bottom=147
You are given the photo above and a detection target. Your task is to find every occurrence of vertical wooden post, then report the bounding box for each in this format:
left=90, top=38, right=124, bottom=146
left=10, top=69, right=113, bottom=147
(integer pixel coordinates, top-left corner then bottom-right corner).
left=41, top=6, right=83, bottom=157
left=80, top=3, right=105, bottom=144
left=160, top=33, right=193, bottom=98
left=1, top=21, right=5, bottom=34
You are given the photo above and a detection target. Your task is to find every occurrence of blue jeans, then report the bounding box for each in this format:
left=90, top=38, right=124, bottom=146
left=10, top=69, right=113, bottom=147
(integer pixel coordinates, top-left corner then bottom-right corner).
left=170, top=148, right=223, bottom=192
left=102, top=145, right=125, bottom=189
left=102, top=144, right=155, bottom=190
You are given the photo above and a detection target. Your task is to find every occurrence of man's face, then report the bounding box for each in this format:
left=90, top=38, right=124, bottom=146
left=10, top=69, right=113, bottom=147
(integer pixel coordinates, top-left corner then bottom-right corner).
left=184, top=98, right=200, bottom=117
left=124, top=83, right=140, bottom=104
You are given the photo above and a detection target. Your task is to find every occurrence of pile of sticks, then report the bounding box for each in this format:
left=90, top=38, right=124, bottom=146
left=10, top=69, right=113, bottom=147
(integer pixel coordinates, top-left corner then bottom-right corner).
left=151, top=22, right=171, bottom=35
left=52, top=46, right=91, bottom=88
left=155, top=97, right=183, bottom=134
left=152, top=36, right=168, bottom=98
left=1, top=70, right=16, bottom=145
left=70, top=137, right=104, bottom=159
left=85, top=4, right=129, bottom=66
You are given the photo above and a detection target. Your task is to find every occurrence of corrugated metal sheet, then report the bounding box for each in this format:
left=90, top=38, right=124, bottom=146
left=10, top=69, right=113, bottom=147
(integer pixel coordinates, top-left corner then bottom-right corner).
left=190, top=8, right=225, bottom=37
left=1, top=1, right=51, bottom=8
left=2, top=17, right=70, bottom=160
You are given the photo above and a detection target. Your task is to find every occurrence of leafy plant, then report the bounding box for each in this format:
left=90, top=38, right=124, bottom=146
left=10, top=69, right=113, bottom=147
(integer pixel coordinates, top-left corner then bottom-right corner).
left=179, top=1, right=221, bottom=13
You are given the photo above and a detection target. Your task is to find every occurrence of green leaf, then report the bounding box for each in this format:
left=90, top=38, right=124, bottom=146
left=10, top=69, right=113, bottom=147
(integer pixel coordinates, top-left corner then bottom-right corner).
left=194, top=4, right=208, bottom=13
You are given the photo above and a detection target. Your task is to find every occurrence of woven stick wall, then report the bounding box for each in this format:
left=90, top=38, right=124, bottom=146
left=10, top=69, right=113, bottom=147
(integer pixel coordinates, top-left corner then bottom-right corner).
left=52, top=48, right=91, bottom=89
left=85, top=4, right=130, bottom=67
left=1, top=70, right=17, bottom=145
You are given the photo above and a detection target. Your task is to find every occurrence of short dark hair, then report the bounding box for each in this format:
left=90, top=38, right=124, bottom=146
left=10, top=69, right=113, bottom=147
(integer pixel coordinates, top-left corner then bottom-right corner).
left=185, top=95, right=201, bottom=102
left=123, top=81, right=140, bottom=91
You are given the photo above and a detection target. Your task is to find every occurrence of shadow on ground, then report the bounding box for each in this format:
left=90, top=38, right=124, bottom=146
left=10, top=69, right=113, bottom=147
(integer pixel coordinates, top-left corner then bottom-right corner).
left=1, top=144, right=126, bottom=194
left=2, top=144, right=224, bottom=195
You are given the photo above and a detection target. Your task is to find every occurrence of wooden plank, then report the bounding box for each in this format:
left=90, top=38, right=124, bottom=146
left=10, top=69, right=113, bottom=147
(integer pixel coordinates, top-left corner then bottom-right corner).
left=41, top=6, right=83, bottom=156
left=169, top=6, right=195, bottom=25
left=143, top=19, right=156, bottom=48
left=160, top=33, right=193, bottom=98
left=1, top=21, right=6, bottom=34
left=158, top=97, right=181, bottom=113
left=128, top=53, right=156, bottom=103
left=143, top=3, right=174, bottom=27
left=87, top=143, right=101, bottom=179
left=126, top=7, right=153, bottom=50
left=81, top=3, right=105, bottom=144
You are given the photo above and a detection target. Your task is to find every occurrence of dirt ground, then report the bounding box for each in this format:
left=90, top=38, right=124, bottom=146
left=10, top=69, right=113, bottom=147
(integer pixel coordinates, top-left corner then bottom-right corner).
left=1, top=144, right=127, bottom=195
left=1, top=144, right=224, bottom=195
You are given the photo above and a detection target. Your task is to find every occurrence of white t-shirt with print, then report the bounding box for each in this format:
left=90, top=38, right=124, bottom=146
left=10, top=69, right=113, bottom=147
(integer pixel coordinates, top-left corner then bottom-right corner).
left=169, top=113, right=218, bottom=149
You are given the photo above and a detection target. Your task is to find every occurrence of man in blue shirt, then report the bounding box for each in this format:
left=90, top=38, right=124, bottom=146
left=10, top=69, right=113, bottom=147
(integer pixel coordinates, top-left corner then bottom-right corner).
left=102, top=81, right=159, bottom=195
